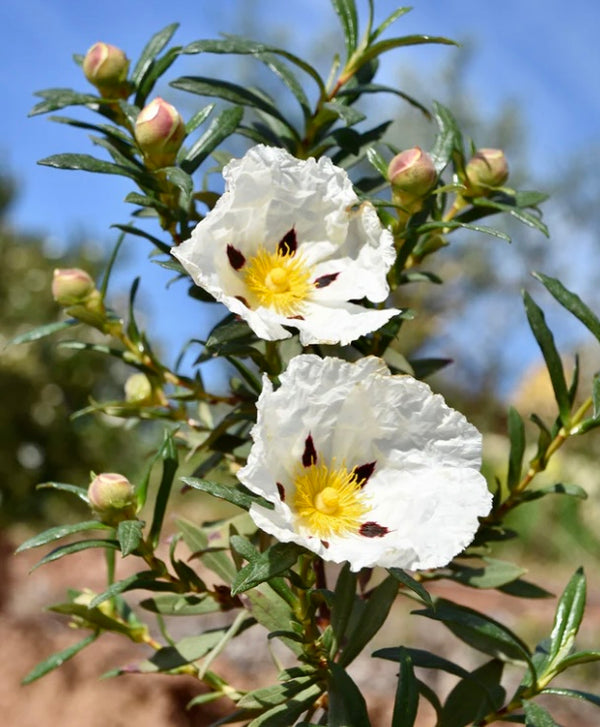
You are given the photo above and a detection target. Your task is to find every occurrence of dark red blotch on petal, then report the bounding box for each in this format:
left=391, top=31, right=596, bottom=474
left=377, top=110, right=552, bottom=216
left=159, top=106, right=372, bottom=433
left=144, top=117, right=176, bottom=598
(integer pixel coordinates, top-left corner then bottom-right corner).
left=227, top=244, right=246, bottom=270
left=314, top=272, right=339, bottom=289
left=302, top=434, right=317, bottom=467
left=352, top=461, right=376, bottom=488
left=359, top=522, right=389, bottom=538
left=278, top=228, right=297, bottom=256
left=276, top=482, right=285, bottom=501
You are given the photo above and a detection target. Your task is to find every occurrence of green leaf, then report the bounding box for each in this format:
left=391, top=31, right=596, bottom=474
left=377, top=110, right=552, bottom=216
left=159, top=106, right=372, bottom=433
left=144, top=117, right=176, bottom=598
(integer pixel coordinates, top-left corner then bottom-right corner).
left=132, top=23, right=180, bottom=87
left=322, top=100, right=366, bottom=127
left=391, top=647, right=419, bottom=727
left=339, top=575, right=398, bottom=667
left=36, top=481, right=90, bottom=503
left=149, top=429, right=179, bottom=548
left=523, top=291, right=571, bottom=425
left=523, top=701, right=560, bottom=726
left=498, top=578, right=553, bottom=600
left=140, top=593, right=223, bottom=616
left=366, top=146, right=389, bottom=179
left=330, top=0, right=359, bottom=57
left=409, top=357, right=453, bottom=379
left=546, top=567, right=586, bottom=665
left=430, top=102, right=463, bottom=173
left=231, top=543, right=302, bottom=595
left=89, top=570, right=171, bottom=608
left=181, top=476, right=274, bottom=512
left=374, top=647, right=470, bottom=679
left=448, top=558, right=527, bottom=590
left=31, top=539, right=120, bottom=571
left=141, top=630, right=229, bottom=672
left=180, top=106, right=243, bottom=174
left=245, top=683, right=323, bottom=726
left=116, top=519, right=144, bottom=556
left=534, top=272, right=600, bottom=343
left=111, top=223, right=171, bottom=255
left=470, top=197, right=549, bottom=236
left=171, top=76, right=298, bottom=137
left=440, top=659, right=505, bottom=727
left=554, top=649, right=600, bottom=671
left=185, top=102, right=215, bottom=134
left=517, top=483, right=588, bottom=503
left=9, top=318, right=79, bottom=345
left=38, top=153, right=147, bottom=184
left=22, top=632, right=98, bottom=684
left=416, top=219, right=511, bottom=242
left=359, top=34, right=457, bottom=69
left=330, top=563, right=357, bottom=655
left=328, top=662, right=371, bottom=727
left=507, top=406, right=526, bottom=491
left=176, top=518, right=237, bottom=584
left=414, top=598, right=534, bottom=669
left=541, top=687, right=600, bottom=709
left=237, top=675, right=318, bottom=710
left=29, top=88, right=103, bottom=116
left=48, top=602, right=143, bottom=638
left=244, top=582, right=303, bottom=656
left=135, top=46, right=182, bottom=105
left=16, top=520, right=110, bottom=553
left=389, top=568, right=433, bottom=606
left=370, top=7, right=412, bottom=41
left=48, top=115, right=132, bottom=145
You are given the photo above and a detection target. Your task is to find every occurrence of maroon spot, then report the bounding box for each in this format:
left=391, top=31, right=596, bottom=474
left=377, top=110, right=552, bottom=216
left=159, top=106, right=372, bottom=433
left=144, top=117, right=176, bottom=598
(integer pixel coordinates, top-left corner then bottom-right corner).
left=320, top=540, right=330, bottom=549
left=352, top=461, right=376, bottom=488
left=287, top=314, right=305, bottom=320
left=276, top=482, right=285, bottom=501
left=359, top=521, right=389, bottom=538
left=278, top=228, right=297, bottom=256
left=302, top=434, right=317, bottom=467
left=227, top=244, right=246, bottom=270
left=235, top=295, right=249, bottom=307
left=314, top=272, right=339, bottom=289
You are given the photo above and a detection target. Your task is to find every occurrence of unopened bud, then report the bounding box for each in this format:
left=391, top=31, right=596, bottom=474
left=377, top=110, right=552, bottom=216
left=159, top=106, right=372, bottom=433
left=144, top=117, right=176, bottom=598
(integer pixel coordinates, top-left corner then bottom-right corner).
left=388, top=147, right=437, bottom=200
left=82, top=42, right=130, bottom=98
left=88, top=472, right=137, bottom=524
left=464, top=148, right=509, bottom=196
left=52, top=268, right=95, bottom=306
left=134, top=98, right=186, bottom=168
left=124, top=373, right=153, bottom=404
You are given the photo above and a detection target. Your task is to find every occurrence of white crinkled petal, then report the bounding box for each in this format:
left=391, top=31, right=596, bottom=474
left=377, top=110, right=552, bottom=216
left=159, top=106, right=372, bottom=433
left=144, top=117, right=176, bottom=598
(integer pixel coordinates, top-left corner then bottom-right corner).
left=238, top=354, right=492, bottom=571
left=172, top=145, right=396, bottom=344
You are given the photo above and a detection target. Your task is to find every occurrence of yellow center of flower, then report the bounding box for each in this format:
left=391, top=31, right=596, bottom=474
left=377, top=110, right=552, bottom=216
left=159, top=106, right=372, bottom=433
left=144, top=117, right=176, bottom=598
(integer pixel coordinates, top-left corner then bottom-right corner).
left=243, top=247, right=312, bottom=316
left=292, top=462, right=369, bottom=538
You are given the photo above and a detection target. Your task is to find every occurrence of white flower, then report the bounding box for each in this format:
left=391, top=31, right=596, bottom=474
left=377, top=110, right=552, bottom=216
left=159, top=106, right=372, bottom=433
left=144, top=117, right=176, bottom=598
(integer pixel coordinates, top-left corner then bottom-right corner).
left=238, top=355, right=492, bottom=572
left=172, top=145, right=399, bottom=345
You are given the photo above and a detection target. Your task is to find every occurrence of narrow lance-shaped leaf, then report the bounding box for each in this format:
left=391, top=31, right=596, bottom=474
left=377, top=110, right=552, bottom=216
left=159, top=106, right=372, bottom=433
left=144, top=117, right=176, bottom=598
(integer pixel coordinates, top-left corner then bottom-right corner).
left=523, top=290, right=571, bottom=426
left=547, top=567, right=586, bottom=665
left=534, top=271, right=600, bottom=343
left=22, top=632, right=98, bottom=685
left=132, top=22, right=180, bottom=88
left=507, top=406, right=526, bottom=491
left=231, top=542, right=302, bottom=596
left=180, top=106, right=244, bottom=175
left=9, top=319, right=79, bottom=345
left=328, top=662, right=371, bottom=727
left=16, top=520, right=111, bottom=553
left=149, top=429, right=179, bottom=548
left=330, top=0, right=359, bottom=58
left=391, top=648, right=419, bottom=727
left=523, top=701, right=560, bottom=726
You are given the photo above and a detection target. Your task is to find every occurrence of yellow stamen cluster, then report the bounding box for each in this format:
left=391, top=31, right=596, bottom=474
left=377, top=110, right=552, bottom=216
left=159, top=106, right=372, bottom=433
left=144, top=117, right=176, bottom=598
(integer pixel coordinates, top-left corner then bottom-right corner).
left=292, top=461, right=369, bottom=538
left=243, top=246, right=312, bottom=316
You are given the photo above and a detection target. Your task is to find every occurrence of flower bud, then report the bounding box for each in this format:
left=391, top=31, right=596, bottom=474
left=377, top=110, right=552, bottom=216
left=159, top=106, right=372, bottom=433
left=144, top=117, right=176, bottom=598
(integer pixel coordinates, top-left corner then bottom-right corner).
left=124, top=373, right=153, bottom=404
left=52, top=268, right=95, bottom=306
left=88, top=472, right=137, bottom=524
left=134, top=98, right=186, bottom=168
left=82, top=42, right=130, bottom=98
left=388, top=147, right=437, bottom=200
left=464, top=148, right=509, bottom=196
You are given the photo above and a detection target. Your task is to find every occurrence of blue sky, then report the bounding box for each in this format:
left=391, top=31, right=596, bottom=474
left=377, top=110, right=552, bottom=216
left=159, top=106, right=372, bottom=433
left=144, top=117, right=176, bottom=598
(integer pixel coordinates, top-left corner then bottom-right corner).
left=2, top=0, right=600, bottom=391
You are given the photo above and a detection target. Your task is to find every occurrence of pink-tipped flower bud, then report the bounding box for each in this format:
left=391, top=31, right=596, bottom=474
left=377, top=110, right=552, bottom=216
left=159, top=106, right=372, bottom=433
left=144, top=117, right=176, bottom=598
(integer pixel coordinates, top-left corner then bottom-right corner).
left=88, top=472, right=137, bottom=524
left=388, top=147, right=437, bottom=199
left=464, top=148, right=509, bottom=196
left=134, top=98, right=186, bottom=168
left=52, top=268, right=96, bottom=306
left=82, top=42, right=130, bottom=98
